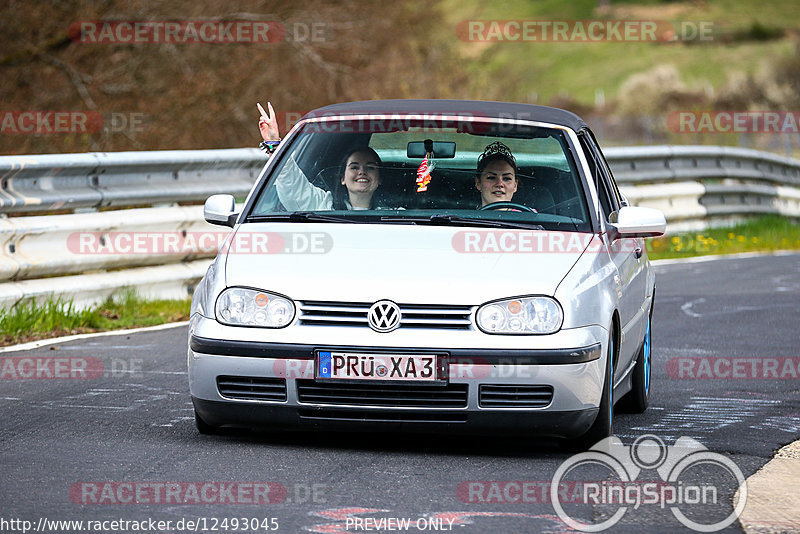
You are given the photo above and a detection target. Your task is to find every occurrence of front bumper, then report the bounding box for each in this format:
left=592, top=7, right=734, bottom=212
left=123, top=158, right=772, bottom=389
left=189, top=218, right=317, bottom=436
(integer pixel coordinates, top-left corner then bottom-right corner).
left=187, top=323, right=608, bottom=439
left=192, top=397, right=598, bottom=438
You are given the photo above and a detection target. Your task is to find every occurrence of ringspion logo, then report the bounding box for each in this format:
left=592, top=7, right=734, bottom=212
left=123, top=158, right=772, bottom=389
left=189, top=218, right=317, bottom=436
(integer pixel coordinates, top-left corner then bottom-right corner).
left=551, top=435, right=746, bottom=532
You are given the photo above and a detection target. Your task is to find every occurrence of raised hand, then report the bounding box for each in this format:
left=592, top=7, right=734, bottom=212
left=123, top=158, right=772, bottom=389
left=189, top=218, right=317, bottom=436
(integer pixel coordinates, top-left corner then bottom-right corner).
left=257, top=102, right=280, bottom=142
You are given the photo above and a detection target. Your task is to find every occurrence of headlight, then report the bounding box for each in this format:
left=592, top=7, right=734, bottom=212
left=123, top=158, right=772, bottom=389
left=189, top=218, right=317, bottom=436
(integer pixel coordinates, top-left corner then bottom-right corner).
left=476, top=296, right=563, bottom=334
left=215, top=288, right=295, bottom=328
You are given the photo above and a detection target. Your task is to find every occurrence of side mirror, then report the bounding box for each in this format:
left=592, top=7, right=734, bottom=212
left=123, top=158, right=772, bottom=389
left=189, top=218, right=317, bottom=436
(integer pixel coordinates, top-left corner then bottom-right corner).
left=204, top=194, right=238, bottom=227
left=609, top=206, right=666, bottom=239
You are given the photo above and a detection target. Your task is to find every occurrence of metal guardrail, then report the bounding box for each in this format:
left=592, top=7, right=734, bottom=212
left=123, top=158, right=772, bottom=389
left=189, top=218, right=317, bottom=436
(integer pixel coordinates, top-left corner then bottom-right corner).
left=0, top=205, right=212, bottom=281
left=607, top=145, right=800, bottom=186
left=606, top=145, right=800, bottom=231
left=0, top=149, right=262, bottom=213
left=0, top=145, right=798, bottom=310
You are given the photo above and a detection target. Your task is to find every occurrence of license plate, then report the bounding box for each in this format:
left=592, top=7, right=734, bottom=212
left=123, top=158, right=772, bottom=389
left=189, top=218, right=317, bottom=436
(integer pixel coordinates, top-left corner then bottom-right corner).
left=316, top=352, right=440, bottom=382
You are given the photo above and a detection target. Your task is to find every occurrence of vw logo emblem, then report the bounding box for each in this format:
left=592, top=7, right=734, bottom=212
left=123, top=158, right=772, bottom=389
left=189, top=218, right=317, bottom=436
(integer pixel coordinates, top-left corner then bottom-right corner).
left=368, top=300, right=401, bottom=332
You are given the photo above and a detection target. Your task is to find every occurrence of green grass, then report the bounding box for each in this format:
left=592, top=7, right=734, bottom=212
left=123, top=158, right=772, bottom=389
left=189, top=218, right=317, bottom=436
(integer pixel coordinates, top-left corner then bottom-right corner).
left=647, top=215, right=800, bottom=260
left=0, top=290, right=190, bottom=346
left=443, top=0, right=800, bottom=106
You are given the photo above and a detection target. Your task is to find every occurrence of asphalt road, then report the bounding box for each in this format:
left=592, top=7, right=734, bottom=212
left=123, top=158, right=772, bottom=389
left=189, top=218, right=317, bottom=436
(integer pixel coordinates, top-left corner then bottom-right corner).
left=1, top=252, right=799, bottom=534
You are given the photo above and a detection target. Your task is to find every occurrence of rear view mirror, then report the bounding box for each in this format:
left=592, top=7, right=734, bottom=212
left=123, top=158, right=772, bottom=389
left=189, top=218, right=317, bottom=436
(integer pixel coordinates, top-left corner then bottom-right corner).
left=407, top=140, right=456, bottom=159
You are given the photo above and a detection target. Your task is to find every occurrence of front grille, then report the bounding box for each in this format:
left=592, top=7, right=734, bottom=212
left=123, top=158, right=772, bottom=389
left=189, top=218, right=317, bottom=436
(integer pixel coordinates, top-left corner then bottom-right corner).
left=479, top=384, right=553, bottom=408
left=298, top=301, right=473, bottom=330
left=217, top=376, right=287, bottom=401
left=298, top=409, right=467, bottom=423
left=297, top=380, right=468, bottom=408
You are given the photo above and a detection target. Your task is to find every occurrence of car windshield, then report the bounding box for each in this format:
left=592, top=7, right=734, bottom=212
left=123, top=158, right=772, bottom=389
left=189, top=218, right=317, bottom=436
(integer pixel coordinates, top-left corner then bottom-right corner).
left=248, top=117, right=592, bottom=231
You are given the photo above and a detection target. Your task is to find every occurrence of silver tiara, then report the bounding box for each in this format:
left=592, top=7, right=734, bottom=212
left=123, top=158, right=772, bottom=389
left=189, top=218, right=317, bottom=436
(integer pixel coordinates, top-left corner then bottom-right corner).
left=478, top=141, right=517, bottom=168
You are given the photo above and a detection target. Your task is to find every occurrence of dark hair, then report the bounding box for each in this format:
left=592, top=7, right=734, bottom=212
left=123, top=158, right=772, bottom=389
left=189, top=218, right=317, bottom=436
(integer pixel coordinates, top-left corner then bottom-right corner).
left=332, top=146, right=382, bottom=210
left=476, top=141, right=518, bottom=176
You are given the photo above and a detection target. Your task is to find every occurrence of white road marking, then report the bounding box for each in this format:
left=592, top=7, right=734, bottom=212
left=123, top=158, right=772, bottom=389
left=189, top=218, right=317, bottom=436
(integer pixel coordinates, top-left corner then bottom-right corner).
left=750, top=415, right=800, bottom=434
left=652, top=250, right=800, bottom=267
left=0, top=321, right=189, bottom=354
left=153, top=415, right=194, bottom=428
left=623, top=395, right=781, bottom=442
left=680, top=298, right=705, bottom=318
left=35, top=383, right=185, bottom=412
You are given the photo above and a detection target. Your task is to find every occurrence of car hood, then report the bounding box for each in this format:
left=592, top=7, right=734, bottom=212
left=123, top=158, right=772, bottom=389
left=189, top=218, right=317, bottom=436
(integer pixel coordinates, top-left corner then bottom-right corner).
left=223, top=223, right=595, bottom=305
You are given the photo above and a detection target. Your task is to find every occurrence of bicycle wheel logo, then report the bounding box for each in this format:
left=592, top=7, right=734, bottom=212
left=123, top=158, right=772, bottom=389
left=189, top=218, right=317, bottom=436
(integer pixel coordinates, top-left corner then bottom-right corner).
left=551, top=435, right=747, bottom=532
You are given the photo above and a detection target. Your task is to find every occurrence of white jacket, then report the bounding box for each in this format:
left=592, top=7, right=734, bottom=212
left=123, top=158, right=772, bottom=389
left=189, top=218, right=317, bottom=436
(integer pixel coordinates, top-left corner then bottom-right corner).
left=275, top=155, right=334, bottom=211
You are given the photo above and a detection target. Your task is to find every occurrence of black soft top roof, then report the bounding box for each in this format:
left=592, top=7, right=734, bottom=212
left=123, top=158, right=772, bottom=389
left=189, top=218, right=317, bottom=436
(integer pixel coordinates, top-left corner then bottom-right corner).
left=301, top=99, right=588, bottom=132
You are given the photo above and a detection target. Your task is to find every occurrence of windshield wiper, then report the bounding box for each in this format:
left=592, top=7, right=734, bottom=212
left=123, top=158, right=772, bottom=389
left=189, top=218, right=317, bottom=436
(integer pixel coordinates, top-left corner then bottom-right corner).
left=380, top=214, right=544, bottom=230
left=246, top=212, right=362, bottom=224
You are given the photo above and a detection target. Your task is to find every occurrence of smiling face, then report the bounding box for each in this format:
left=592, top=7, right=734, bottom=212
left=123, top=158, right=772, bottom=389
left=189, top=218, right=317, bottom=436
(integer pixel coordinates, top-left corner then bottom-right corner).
left=476, top=159, right=518, bottom=206
left=341, top=150, right=381, bottom=197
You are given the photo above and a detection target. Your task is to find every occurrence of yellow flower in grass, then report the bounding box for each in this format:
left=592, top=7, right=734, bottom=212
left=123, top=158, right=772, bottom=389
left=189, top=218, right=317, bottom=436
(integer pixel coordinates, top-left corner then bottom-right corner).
left=671, top=236, right=680, bottom=245
left=728, top=233, right=735, bottom=239
left=737, top=235, right=746, bottom=242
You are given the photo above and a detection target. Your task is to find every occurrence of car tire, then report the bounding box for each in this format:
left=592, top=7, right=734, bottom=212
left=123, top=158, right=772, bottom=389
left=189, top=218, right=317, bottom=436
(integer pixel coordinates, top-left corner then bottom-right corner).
left=570, top=332, right=614, bottom=451
left=619, top=313, right=652, bottom=414
left=194, top=408, right=222, bottom=435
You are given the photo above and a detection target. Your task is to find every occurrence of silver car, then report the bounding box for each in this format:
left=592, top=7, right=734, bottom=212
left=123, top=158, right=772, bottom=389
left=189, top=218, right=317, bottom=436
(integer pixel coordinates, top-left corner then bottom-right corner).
left=188, top=100, right=665, bottom=448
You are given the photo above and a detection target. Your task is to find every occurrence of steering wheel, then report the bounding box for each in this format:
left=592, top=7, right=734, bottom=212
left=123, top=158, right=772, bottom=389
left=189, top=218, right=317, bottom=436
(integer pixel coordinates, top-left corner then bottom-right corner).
left=312, top=167, right=338, bottom=189
left=479, top=201, right=535, bottom=212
